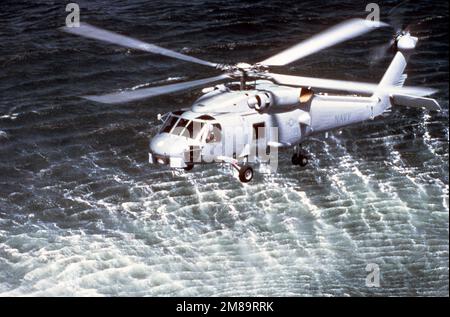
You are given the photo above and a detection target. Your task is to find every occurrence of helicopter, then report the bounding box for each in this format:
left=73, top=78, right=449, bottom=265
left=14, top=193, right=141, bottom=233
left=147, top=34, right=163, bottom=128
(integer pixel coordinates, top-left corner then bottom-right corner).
left=62, top=18, right=441, bottom=182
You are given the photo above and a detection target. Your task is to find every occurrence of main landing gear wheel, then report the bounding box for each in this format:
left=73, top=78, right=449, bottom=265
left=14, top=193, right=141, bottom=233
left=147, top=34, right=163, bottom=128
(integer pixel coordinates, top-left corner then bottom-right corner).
left=299, top=155, right=308, bottom=167
left=183, top=163, right=194, bottom=171
left=239, top=165, right=254, bottom=183
left=291, top=153, right=309, bottom=167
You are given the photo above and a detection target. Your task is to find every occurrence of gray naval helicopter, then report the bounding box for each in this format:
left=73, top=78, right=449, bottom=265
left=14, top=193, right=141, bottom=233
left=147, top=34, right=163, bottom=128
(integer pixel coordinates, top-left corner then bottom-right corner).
left=63, top=19, right=441, bottom=182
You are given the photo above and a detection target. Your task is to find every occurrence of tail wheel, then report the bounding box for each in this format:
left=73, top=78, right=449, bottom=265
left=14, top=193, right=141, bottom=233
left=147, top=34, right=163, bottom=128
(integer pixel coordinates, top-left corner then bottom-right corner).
left=292, top=153, right=309, bottom=166
left=239, top=165, right=254, bottom=183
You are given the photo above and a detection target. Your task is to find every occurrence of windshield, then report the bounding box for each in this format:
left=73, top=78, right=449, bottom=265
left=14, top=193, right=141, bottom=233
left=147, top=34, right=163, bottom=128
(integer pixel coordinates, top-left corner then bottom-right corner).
left=173, top=118, right=189, bottom=135
left=161, top=114, right=214, bottom=140
left=162, top=115, right=178, bottom=133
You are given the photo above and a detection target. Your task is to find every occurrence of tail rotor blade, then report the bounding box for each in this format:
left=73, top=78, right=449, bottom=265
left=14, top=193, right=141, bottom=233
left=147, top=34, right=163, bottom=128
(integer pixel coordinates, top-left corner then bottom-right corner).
left=61, top=23, right=219, bottom=68
left=83, top=74, right=229, bottom=104
left=260, top=19, right=388, bottom=66
left=368, top=39, right=395, bottom=64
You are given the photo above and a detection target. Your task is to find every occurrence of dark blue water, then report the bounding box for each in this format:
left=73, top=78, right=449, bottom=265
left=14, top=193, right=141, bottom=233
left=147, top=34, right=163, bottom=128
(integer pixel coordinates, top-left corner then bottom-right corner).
left=0, top=0, right=448, bottom=296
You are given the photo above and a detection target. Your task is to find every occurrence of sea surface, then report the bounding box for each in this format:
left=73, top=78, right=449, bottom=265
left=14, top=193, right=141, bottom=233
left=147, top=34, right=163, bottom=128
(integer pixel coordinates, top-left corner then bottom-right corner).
left=0, top=0, right=448, bottom=296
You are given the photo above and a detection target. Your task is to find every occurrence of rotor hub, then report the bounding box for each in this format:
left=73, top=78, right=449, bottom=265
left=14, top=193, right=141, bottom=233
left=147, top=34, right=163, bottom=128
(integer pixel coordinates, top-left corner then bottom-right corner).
left=219, top=63, right=270, bottom=81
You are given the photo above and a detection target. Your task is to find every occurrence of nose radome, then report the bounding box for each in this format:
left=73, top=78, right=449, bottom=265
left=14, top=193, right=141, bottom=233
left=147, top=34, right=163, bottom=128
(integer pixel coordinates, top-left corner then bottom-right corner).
left=150, top=133, right=189, bottom=157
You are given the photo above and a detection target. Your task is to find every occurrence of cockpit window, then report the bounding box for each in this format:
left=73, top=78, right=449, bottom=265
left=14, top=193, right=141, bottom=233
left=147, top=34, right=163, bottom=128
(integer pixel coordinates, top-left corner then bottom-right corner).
left=197, top=115, right=214, bottom=121
left=192, top=121, right=205, bottom=139
left=172, top=118, right=189, bottom=136
left=178, top=120, right=204, bottom=139
left=176, top=118, right=189, bottom=129
left=162, top=115, right=178, bottom=133
left=184, top=121, right=194, bottom=138
left=161, top=113, right=220, bottom=141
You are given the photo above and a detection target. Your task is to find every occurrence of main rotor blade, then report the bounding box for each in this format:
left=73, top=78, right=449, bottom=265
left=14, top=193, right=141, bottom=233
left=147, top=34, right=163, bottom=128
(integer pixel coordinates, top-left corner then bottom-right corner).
left=260, top=19, right=388, bottom=66
left=61, top=23, right=218, bottom=68
left=83, top=74, right=229, bottom=104
left=268, top=73, right=437, bottom=97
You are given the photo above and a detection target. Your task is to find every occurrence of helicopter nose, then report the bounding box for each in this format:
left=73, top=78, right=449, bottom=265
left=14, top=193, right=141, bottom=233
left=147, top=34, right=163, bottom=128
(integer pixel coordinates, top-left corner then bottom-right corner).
left=149, top=133, right=189, bottom=165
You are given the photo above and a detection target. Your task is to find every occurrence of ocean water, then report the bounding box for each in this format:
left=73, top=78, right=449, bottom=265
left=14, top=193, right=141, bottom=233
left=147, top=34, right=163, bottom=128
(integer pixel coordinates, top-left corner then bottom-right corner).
left=0, top=0, right=448, bottom=296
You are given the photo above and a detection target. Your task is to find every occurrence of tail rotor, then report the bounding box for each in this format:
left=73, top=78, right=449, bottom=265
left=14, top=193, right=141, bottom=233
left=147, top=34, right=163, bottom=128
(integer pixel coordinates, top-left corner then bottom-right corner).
left=369, top=2, right=444, bottom=65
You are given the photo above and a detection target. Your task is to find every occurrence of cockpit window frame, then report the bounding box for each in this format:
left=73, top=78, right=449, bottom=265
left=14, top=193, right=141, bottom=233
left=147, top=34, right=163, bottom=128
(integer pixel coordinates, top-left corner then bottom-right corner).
left=173, top=118, right=190, bottom=136
left=161, top=112, right=221, bottom=141
left=161, top=115, right=179, bottom=134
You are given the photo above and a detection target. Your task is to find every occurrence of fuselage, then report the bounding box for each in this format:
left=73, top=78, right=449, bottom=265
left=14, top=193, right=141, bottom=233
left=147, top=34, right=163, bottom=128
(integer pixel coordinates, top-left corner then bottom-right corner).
left=149, top=80, right=381, bottom=168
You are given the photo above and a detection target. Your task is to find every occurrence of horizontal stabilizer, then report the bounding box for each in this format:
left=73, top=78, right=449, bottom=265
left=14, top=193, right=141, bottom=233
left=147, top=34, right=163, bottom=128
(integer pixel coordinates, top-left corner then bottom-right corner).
left=391, top=94, right=441, bottom=111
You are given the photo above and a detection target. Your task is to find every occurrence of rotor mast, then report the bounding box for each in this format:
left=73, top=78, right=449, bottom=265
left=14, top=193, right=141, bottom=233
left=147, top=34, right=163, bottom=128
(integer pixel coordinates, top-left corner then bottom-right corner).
left=228, top=63, right=251, bottom=90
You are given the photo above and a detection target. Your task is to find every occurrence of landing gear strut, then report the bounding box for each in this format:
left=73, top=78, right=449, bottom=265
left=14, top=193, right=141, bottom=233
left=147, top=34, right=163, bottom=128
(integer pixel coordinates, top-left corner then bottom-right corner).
left=292, top=145, right=309, bottom=167
left=218, top=156, right=254, bottom=182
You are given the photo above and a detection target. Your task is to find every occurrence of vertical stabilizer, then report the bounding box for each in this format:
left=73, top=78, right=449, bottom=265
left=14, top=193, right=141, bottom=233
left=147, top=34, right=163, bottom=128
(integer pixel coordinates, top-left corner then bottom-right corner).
left=372, top=33, right=418, bottom=115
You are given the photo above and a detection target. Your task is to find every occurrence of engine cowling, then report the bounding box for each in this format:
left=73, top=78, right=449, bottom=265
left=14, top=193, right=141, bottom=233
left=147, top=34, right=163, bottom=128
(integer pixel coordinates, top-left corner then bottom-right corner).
left=247, top=92, right=273, bottom=111
left=247, top=87, right=313, bottom=112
